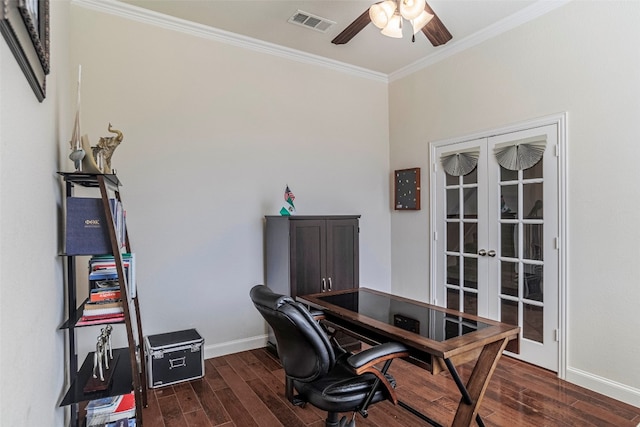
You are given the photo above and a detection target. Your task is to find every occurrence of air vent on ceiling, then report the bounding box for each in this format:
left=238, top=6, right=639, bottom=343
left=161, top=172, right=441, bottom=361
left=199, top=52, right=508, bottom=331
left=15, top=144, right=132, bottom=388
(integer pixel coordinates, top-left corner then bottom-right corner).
left=288, top=10, right=336, bottom=33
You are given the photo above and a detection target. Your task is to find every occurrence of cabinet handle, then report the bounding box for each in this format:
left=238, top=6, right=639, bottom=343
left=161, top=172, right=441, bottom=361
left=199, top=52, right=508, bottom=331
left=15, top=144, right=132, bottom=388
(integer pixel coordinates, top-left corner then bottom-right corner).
left=328, top=277, right=332, bottom=292
left=488, top=249, right=497, bottom=257
left=322, top=278, right=326, bottom=292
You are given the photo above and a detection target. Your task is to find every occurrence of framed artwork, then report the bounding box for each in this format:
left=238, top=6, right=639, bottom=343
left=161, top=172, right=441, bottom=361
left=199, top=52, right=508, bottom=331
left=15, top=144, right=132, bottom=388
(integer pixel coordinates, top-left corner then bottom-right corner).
left=0, top=0, right=50, bottom=102
left=394, top=167, right=420, bottom=210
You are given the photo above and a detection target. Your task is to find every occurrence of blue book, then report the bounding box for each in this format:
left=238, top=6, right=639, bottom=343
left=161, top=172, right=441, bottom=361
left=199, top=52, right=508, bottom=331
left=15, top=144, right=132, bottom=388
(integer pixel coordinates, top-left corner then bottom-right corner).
left=65, top=197, right=116, bottom=255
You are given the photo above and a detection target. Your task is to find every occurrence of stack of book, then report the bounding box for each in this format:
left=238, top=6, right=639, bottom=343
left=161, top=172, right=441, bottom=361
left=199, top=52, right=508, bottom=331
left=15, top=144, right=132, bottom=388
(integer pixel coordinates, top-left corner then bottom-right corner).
left=78, top=300, right=124, bottom=325
left=85, top=392, right=136, bottom=426
left=89, top=253, right=136, bottom=299
left=76, top=253, right=135, bottom=326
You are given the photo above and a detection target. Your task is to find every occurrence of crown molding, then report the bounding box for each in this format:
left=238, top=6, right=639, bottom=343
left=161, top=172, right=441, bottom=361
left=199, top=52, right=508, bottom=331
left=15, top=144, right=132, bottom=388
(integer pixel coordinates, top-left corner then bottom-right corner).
left=73, top=0, right=570, bottom=84
left=72, top=0, right=389, bottom=83
left=389, top=0, right=571, bottom=82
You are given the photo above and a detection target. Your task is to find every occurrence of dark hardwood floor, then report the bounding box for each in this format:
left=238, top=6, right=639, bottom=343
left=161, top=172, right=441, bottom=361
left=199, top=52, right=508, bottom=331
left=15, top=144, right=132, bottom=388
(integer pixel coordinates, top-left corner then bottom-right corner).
left=142, top=348, right=640, bottom=427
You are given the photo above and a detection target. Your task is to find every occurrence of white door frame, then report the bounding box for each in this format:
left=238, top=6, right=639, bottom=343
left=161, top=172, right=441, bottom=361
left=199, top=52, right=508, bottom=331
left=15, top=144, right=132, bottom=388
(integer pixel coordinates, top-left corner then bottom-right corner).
left=429, top=112, right=568, bottom=379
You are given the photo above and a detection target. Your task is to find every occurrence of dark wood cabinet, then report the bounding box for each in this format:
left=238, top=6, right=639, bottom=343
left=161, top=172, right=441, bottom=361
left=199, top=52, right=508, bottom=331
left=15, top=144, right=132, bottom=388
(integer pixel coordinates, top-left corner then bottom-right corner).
left=264, top=215, right=360, bottom=350
left=265, top=215, right=360, bottom=299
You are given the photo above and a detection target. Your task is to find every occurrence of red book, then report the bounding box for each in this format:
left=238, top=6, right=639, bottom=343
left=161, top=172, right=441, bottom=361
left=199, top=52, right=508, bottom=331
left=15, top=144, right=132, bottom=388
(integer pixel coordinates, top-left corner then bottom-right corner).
left=113, top=392, right=136, bottom=418
left=76, top=313, right=125, bottom=326
left=91, top=290, right=122, bottom=302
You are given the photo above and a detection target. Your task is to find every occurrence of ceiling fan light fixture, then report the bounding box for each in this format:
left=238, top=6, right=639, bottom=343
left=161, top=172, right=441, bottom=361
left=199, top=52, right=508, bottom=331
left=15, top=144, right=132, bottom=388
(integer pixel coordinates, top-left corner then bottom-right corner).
left=411, top=9, right=434, bottom=34
left=400, top=0, right=426, bottom=21
left=381, top=13, right=403, bottom=38
left=332, top=0, right=452, bottom=46
left=369, top=4, right=387, bottom=29
left=369, top=1, right=397, bottom=29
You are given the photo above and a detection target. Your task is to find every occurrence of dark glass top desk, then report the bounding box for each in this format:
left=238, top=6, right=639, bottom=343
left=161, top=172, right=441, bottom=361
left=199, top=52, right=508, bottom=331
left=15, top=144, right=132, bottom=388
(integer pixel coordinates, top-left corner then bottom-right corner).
left=298, top=288, right=520, bottom=427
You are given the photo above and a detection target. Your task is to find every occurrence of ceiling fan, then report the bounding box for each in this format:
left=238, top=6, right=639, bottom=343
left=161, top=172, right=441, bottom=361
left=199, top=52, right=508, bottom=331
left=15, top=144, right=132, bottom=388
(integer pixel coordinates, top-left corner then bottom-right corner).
left=332, top=0, right=452, bottom=46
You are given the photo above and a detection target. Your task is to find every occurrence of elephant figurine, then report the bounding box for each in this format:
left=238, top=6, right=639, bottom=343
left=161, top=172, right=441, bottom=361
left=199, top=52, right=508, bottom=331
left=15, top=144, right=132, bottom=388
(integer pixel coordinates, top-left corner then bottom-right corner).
left=93, top=123, right=123, bottom=174
left=80, top=123, right=125, bottom=174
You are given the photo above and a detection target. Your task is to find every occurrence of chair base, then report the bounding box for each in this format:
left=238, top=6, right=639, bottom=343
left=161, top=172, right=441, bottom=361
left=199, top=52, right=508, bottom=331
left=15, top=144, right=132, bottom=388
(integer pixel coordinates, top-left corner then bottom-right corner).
left=325, top=412, right=355, bottom=427
left=325, top=412, right=340, bottom=427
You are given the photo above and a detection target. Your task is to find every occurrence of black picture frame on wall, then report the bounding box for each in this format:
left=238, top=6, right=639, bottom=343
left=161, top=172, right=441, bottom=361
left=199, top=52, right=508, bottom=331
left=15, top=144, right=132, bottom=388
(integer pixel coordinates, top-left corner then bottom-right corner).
left=394, top=167, right=421, bottom=210
left=0, top=0, right=50, bottom=102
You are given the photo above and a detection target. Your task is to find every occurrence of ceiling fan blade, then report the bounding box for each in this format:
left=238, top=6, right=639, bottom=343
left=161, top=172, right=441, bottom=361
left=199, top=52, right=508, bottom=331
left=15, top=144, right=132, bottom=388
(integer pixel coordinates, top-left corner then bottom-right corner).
left=421, top=2, right=452, bottom=46
left=332, top=8, right=371, bottom=45
left=331, top=2, right=452, bottom=46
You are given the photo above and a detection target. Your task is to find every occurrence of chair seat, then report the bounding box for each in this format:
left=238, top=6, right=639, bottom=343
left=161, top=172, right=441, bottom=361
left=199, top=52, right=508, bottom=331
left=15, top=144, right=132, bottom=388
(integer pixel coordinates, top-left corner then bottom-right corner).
left=250, top=285, right=409, bottom=427
left=294, top=356, right=396, bottom=413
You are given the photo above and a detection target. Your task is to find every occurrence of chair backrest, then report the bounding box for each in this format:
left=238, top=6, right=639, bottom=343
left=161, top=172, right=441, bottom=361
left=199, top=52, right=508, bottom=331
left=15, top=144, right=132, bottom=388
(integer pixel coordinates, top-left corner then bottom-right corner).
left=250, top=285, right=336, bottom=382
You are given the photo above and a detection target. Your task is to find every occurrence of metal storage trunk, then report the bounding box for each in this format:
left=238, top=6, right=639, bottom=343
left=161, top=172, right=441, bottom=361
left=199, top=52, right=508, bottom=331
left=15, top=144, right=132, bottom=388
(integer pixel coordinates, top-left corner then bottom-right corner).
left=145, top=329, right=204, bottom=388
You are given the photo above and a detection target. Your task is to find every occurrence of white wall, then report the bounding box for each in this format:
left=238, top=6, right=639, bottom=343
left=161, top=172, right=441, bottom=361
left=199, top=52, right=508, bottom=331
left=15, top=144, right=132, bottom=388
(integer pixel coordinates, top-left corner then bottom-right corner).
left=68, top=5, right=392, bottom=357
left=0, top=2, right=70, bottom=425
left=3, top=2, right=637, bottom=423
left=389, top=1, right=640, bottom=406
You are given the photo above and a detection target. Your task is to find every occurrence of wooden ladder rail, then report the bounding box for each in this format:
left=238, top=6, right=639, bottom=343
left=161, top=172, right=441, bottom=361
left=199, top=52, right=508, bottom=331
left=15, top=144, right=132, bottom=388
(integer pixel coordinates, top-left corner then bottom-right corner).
left=113, top=187, right=149, bottom=408
left=98, top=175, right=146, bottom=425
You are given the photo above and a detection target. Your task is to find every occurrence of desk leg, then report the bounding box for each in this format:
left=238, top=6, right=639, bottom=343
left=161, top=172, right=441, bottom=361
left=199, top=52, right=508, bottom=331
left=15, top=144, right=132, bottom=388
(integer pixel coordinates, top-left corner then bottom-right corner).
left=449, top=338, right=509, bottom=427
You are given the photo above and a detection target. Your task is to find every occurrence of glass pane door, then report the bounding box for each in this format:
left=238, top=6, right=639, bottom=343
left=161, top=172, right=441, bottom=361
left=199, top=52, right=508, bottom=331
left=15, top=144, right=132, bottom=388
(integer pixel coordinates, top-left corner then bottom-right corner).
left=433, top=124, right=559, bottom=372
left=434, top=138, right=489, bottom=318
left=487, top=124, right=558, bottom=371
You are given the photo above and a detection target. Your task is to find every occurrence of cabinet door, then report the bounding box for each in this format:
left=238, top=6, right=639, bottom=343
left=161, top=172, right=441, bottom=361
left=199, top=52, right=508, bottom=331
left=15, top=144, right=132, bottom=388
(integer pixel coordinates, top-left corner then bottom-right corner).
left=290, top=219, right=326, bottom=297
left=326, top=219, right=359, bottom=292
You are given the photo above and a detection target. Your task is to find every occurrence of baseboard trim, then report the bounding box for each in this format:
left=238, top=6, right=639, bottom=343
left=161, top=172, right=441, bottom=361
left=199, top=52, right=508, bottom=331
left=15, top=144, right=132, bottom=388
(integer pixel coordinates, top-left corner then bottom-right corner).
left=203, top=334, right=267, bottom=360
left=565, top=366, right=640, bottom=409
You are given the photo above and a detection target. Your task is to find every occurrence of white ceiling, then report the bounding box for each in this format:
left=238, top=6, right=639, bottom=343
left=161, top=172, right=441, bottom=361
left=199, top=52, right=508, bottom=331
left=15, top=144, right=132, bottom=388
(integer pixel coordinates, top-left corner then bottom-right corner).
left=114, top=0, right=567, bottom=77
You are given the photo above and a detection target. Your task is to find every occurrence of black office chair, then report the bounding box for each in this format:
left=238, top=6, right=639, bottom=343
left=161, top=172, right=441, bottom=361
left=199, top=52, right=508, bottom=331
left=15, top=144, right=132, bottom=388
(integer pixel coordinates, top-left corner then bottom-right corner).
left=250, top=285, right=409, bottom=427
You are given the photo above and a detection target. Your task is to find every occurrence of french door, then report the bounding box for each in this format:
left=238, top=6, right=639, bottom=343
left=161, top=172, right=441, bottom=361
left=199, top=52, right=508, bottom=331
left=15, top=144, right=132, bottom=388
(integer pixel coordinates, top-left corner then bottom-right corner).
left=432, top=124, right=560, bottom=371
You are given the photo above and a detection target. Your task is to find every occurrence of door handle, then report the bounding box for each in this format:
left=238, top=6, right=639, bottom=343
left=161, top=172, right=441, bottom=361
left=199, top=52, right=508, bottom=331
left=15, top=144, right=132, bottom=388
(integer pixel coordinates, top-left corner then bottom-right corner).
left=328, top=277, right=332, bottom=292
left=488, top=249, right=496, bottom=257
left=478, top=249, right=487, bottom=256
left=321, top=278, right=326, bottom=292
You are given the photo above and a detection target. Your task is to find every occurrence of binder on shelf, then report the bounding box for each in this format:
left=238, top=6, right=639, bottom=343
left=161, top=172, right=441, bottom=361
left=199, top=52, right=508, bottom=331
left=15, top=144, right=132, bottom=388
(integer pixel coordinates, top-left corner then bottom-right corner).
left=65, top=197, right=125, bottom=255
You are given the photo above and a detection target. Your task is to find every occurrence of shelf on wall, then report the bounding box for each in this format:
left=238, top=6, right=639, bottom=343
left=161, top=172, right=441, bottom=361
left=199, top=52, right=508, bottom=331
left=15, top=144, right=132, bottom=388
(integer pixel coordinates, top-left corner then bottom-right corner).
left=60, top=347, right=133, bottom=406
